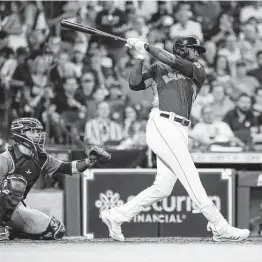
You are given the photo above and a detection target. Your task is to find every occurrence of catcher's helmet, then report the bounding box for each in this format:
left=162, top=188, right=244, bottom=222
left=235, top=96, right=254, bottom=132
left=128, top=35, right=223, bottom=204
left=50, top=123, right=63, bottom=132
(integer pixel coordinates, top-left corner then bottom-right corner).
left=11, top=118, right=46, bottom=150
left=173, top=36, right=206, bottom=59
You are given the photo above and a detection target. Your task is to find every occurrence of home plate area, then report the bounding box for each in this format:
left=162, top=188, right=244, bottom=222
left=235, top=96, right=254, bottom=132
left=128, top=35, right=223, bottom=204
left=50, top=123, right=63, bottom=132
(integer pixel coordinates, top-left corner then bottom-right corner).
left=1, top=237, right=262, bottom=262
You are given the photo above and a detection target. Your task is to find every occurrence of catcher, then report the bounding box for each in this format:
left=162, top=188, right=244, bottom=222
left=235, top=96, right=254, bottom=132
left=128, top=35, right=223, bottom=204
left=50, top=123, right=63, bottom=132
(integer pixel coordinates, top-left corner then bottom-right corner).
left=0, top=117, right=111, bottom=240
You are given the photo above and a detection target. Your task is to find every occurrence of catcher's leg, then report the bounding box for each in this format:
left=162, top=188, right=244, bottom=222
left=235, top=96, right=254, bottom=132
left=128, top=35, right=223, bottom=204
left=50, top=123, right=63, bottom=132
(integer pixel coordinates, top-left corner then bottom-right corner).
left=8, top=202, right=65, bottom=240
left=101, top=155, right=177, bottom=241
left=0, top=175, right=27, bottom=240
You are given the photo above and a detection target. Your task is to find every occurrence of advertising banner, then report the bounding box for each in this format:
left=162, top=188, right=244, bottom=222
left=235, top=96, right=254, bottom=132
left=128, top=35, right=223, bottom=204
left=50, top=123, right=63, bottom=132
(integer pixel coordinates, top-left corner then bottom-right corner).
left=26, top=189, right=64, bottom=223
left=82, top=169, right=235, bottom=238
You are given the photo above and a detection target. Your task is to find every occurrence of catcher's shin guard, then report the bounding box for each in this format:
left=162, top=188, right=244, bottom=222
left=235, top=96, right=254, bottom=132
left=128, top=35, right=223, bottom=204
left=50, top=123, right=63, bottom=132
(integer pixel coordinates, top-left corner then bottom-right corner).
left=0, top=175, right=27, bottom=222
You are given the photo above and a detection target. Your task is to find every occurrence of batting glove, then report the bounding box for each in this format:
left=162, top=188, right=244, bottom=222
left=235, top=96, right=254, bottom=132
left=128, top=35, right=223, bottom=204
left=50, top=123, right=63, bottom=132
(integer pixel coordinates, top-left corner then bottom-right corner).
left=126, top=38, right=141, bottom=47
left=126, top=38, right=147, bottom=60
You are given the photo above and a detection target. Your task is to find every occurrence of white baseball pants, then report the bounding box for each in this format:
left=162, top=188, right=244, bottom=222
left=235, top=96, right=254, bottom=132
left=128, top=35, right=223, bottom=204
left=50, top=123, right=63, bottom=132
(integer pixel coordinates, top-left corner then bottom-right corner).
left=118, top=109, right=225, bottom=225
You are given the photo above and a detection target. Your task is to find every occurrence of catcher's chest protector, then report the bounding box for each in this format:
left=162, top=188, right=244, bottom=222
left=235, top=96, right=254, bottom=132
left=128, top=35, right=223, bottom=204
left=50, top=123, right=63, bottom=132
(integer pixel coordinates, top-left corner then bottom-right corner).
left=7, top=144, right=47, bottom=197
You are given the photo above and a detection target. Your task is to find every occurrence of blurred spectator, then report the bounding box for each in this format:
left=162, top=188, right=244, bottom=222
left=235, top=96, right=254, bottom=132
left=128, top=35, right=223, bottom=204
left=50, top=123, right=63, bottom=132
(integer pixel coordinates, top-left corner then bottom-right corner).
left=23, top=1, right=49, bottom=41
left=191, top=81, right=214, bottom=121
left=53, top=77, right=85, bottom=143
left=31, top=55, right=48, bottom=88
left=247, top=16, right=262, bottom=39
left=114, top=55, right=132, bottom=96
left=253, top=86, right=262, bottom=114
left=54, top=77, right=83, bottom=114
left=190, top=105, right=242, bottom=151
left=118, top=121, right=147, bottom=149
left=239, top=23, right=262, bottom=67
left=192, top=1, right=221, bottom=40
left=84, top=101, right=123, bottom=147
left=49, top=51, right=73, bottom=86
left=92, top=87, right=109, bottom=104
left=227, top=61, right=260, bottom=100
left=122, top=105, right=139, bottom=139
left=1, top=1, right=28, bottom=51
left=209, top=13, right=235, bottom=47
left=42, top=103, right=64, bottom=144
left=11, top=47, right=34, bottom=116
left=149, top=1, right=170, bottom=29
left=0, top=30, right=9, bottom=50
left=203, top=41, right=217, bottom=70
left=247, top=50, right=262, bottom=83
left=240, top=1, right=262, bottom=24
left=218, top=34, right=241, bottom=71
left=124, top=1, right=138, bottom=24
left=1, top=0, right=262, bottom=152
left=0, top=46, right=16, bottom=82
left=59, top=2, right=81, bottom=50
left=70, top=105, right=89, bottom=143
left=46, top=36, right=61, bottom=57
left=86, top=52, right=110, bottom=90
left=72, top=44, right=86, bottom=77
left=117, top=104, right=147, bottom=149
left=22, top=55, right=51, bottom=118
left=95, top=1, right=128, bottom=64
left=107, top=80, right=126, bottom=123
left=170, top=4, right=203, bottom=42
left=79, top=1, right=98, bottom=30
left=209, top=84, right=235, bottom=121
left=147, top=28, right=165, bottom=48
left=223, top=94, right=259, bottom=144
left=208, top=55, right=232, bottom=83
left=125, top=16, right=149, bottom=41
left=75, top=71, right=98, bottom=119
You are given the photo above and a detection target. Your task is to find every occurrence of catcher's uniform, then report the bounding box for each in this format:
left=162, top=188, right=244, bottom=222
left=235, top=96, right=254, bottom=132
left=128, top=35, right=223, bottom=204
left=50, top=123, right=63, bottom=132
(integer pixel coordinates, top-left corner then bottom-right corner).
left=0, top=117, right=111, bottom=240
left=0, top=144, right=64, bottom=235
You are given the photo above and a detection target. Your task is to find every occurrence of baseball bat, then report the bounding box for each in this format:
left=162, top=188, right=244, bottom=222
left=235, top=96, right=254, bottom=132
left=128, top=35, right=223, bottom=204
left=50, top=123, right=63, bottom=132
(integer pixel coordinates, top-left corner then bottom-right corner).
left=60, top=20, right=127, bottom=42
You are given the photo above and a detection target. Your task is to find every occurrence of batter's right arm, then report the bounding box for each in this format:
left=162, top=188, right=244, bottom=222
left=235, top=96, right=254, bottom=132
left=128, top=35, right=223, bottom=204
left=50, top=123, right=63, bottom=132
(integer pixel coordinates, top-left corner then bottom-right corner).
left=127, top=38, right=156, bottom=91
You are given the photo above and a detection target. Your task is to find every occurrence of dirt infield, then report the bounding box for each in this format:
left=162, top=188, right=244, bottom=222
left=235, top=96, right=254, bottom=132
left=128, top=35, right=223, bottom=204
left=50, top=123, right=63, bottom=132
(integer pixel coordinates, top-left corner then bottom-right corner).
left=1, top=237, right=261, bottom=262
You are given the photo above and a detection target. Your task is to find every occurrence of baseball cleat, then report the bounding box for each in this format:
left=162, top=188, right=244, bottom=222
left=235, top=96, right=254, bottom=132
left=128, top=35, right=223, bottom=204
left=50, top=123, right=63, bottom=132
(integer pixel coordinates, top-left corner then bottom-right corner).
left=100, top=209, right=125, bottom=242
left=207, top=222, right=250, bottom=242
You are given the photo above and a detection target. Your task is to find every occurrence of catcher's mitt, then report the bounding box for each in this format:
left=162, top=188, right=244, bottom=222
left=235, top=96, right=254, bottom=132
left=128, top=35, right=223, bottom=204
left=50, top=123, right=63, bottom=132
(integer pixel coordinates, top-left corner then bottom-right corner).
left=86, top=145, right=112, bottom=164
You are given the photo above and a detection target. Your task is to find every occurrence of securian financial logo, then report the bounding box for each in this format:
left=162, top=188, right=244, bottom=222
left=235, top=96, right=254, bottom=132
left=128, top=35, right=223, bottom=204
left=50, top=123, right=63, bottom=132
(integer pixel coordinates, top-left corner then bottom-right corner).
left=95, top=190, right=221, bottom=224
left=95, top=190, right=124, bottom=212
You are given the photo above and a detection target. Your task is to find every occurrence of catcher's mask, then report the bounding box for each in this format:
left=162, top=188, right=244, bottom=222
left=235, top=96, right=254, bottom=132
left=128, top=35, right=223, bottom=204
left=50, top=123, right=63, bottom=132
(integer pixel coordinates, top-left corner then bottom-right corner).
left=11, top=118, right=46, bottom=151
left=173, top=36, right=206, bottom=61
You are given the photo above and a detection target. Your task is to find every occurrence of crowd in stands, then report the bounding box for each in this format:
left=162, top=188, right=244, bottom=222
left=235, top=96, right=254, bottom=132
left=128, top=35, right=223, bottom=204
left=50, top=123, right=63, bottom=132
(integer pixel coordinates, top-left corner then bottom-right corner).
left=1, top=1, right=262, bottom=152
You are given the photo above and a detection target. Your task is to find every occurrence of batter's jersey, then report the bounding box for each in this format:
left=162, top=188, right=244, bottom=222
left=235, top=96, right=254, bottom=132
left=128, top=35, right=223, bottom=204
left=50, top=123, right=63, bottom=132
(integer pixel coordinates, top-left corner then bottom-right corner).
left=142, top=57, right=206, bottom=119
left=0, top=144, right=63, bottom=197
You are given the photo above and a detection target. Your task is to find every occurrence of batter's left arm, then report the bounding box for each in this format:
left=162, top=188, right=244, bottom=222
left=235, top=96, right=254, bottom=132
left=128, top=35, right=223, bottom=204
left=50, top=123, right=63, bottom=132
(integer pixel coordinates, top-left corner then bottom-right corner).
left=144, top=44, right=206, bottom=87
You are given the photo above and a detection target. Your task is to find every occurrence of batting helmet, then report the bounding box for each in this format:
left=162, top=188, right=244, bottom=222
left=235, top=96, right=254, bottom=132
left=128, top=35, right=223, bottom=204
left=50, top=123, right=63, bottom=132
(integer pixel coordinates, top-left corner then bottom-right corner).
left=173, top=36, right=206, bottom=59
left=11, top=118, right=46, bottom=151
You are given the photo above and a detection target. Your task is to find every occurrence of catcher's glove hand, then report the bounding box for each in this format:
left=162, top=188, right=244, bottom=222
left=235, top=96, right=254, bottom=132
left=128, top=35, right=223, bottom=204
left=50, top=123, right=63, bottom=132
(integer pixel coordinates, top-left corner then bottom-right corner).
left=86, top=145, right=112, bottom=164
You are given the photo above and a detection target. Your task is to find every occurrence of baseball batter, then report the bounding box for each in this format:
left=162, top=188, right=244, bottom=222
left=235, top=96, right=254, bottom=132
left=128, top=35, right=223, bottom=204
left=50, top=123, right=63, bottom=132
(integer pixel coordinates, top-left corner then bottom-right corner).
left=101, top=36, right=250, bottom=242
left=0, top=117, right=111, bottom=240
